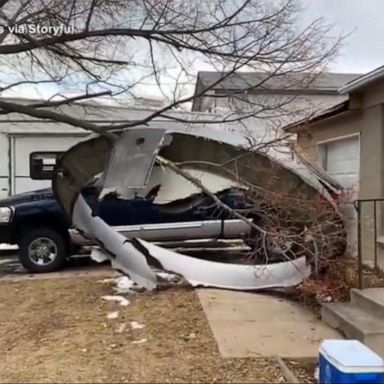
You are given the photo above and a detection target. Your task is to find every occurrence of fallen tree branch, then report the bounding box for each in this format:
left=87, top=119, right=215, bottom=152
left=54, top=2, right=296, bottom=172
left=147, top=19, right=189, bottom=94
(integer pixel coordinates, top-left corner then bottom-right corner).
left=275, top=356, right=301, bottom=384
left=0, top=99, right=118, bottom=142
left=156, top=154, right=266, bottom=235
left=155, top=153, right=335, bottom=271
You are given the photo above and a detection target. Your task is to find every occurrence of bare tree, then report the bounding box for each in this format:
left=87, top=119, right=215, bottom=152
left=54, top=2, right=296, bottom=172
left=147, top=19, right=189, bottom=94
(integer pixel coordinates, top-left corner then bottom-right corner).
left=0, top=0, right=346, bottom=272
left=0, top=0, right=341, bottom=139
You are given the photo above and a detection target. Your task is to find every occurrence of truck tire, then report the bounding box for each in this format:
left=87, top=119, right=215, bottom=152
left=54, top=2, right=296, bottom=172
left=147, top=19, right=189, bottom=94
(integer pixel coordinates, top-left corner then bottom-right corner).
left=18, top=227, right=68, bottom=273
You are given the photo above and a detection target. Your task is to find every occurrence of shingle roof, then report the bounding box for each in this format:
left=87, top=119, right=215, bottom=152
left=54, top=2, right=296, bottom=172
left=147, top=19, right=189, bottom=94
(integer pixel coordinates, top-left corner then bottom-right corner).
left=196, top=71, right=361, bottom=93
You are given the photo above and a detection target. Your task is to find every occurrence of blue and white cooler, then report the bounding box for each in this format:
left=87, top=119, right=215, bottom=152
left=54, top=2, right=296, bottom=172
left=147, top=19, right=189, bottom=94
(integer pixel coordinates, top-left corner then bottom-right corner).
left=319, top=339, right=384, bottom=384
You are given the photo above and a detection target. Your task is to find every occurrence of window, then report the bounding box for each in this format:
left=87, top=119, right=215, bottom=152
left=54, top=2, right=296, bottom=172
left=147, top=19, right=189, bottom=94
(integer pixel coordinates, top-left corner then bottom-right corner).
left=30, top=152, right=63, bottom=180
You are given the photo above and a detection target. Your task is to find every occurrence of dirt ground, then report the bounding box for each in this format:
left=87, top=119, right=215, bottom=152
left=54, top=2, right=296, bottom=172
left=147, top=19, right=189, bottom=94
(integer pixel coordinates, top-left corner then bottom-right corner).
left=285, top=359, right=317, bottom=384
left=0, top=274, right=294, bottom=383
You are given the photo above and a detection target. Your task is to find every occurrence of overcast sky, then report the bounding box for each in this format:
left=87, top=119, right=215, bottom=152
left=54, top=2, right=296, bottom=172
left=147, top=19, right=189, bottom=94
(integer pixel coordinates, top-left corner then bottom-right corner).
left=3, top=0, right=384, bottom=101
left=301, top=0, right=384, bottom=74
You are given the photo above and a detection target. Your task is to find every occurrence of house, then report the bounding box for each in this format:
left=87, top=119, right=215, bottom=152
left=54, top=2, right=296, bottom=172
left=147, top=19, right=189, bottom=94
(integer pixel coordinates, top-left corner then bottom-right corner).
left=283, top=65, right=384, bottom=268
left=0, top=98, right=223, bottom=199
left=192, top=71, right=358, bottom=116
left=191, top=71, right=360, bottom=142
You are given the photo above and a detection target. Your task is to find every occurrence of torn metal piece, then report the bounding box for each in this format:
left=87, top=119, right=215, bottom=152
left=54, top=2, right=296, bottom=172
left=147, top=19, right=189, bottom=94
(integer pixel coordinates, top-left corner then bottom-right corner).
left=151, top=166, right=244, bottom=204
left=73, top=195, right=157, bottom=290
left=53, top=127, right=345, bottom=291
left=132, top=238, right=310, bottom=290
left=102, top=129, right=168, bottom=192
left=90, top=247, right=109, bottom=263
left=73, top=190, right=310, bottom=290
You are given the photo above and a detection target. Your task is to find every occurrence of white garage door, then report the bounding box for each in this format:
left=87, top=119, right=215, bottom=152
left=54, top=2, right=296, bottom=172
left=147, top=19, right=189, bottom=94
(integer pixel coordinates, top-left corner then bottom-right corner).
left=320, top=135, right=359, bottom=192
left=320, top=135, right=359, bottom=226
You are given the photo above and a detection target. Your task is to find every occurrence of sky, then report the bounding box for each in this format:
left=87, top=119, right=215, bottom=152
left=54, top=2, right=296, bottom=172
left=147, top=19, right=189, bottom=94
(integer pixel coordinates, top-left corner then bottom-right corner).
left=138, top=0, right=384, bottom=100
left=301, top=0, right=384, bottom=74
left=3, top=0, right=384, bottom=101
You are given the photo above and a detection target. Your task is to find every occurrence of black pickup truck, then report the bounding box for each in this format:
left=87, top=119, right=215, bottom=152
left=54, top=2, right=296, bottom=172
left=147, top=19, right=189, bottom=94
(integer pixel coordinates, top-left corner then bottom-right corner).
left=0, top=186, right=250, bottom=273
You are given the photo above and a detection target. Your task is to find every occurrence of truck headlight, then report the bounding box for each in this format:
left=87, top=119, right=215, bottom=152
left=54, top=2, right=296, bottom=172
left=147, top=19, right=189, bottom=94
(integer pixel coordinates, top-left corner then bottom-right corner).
left=0, top=206, right=13, bottom=223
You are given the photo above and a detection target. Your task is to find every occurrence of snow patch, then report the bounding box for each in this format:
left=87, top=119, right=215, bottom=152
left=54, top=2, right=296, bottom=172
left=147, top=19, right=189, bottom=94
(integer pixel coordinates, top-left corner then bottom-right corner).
left=116, top=323, right=126, bottom=333
left=107, top=311, right=119, bottom=319
left=131, top=338, right=147, bottom=345
left=130, top=321, right=145, bottom=330
left=98, top=275, right=142, bottom=294
left=101, top=295, right=130, bottom=307
left=114, top=275, right=140, bottom=294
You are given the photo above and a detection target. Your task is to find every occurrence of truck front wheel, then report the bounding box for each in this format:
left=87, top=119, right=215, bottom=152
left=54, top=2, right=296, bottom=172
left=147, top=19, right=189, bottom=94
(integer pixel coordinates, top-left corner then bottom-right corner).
left=18, top=227, right=68, bottom=273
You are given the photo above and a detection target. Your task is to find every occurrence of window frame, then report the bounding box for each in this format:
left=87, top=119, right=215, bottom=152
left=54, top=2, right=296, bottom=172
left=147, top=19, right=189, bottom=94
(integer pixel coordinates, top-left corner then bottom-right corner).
left=29, top=151, right=63, bottom=180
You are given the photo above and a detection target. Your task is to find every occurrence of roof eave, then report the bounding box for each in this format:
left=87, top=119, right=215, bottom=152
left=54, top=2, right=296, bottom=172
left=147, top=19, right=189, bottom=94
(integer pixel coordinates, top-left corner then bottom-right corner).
left=212, top=87, right=340, bottom=95
left=339, top=66, right=384, bottom=94
left=283, top=101, right=349, bottom=133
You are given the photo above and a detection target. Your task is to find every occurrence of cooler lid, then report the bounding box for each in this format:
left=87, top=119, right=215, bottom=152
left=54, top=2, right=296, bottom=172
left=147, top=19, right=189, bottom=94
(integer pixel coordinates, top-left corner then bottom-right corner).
left=320, top=340, right=384, bottom=369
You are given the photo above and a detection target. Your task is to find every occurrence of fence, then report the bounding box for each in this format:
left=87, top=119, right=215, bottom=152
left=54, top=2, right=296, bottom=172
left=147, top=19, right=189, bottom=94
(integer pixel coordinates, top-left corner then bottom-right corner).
left=354, top=198, right=384, bottom=289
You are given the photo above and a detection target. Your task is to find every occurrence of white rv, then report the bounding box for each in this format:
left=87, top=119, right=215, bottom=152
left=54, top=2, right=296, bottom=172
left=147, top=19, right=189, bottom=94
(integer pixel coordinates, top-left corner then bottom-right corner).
left=0, top=121, right=89, bottom=199
left=0, top=99, right=229, bottom=199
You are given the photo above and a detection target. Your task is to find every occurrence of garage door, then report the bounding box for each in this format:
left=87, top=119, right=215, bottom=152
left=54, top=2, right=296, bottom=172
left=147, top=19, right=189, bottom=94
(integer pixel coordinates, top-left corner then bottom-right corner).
left=320, top=135, right=359, bottom=192
left=320, top=135, right=359, bottom=227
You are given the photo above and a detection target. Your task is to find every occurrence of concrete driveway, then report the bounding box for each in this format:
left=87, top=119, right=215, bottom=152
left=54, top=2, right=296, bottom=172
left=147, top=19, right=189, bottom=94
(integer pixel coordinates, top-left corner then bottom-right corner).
left=197, top=288, right=342, bottom=358
left=0, top=247, right=110, bottom=280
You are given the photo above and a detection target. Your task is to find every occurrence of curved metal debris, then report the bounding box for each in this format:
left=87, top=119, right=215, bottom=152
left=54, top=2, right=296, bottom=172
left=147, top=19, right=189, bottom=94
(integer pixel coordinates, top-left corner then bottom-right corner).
left=132, top=238, right=310, bottom=290
left=73, top=194, right=157, bottom=290
left=73, top=193, right=310, bottom=290
left=53, top=127, right=346, bottom=290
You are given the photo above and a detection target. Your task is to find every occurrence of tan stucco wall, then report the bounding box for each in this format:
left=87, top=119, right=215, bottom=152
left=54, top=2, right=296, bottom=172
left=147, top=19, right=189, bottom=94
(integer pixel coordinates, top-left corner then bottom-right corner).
left=296, top=104, right=384, bottom=266
left=297, top=111, right=362, bottom=163
left=351, top=78, right=384, bottom=109
left=296, top=105, right=384, bottom=199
